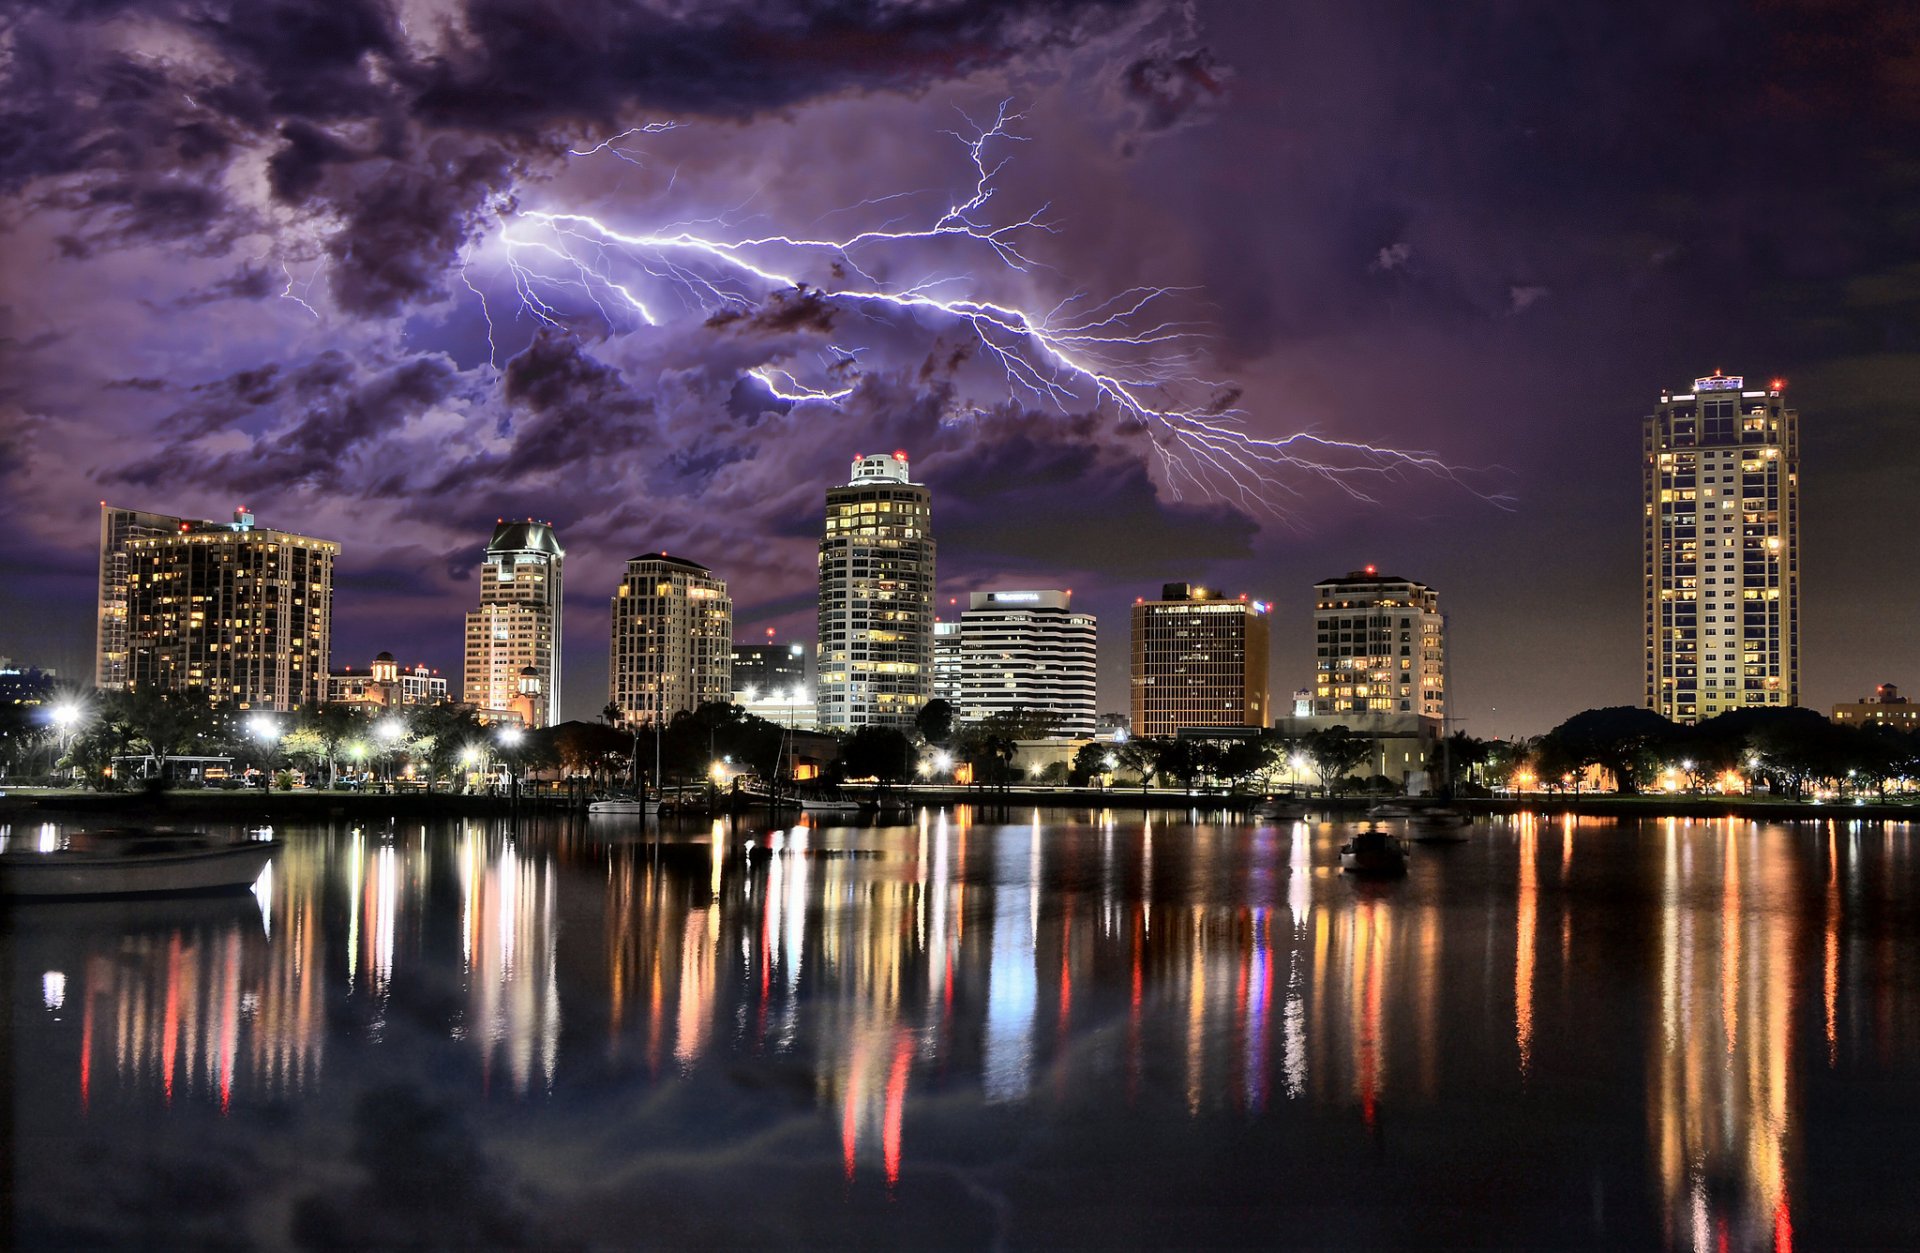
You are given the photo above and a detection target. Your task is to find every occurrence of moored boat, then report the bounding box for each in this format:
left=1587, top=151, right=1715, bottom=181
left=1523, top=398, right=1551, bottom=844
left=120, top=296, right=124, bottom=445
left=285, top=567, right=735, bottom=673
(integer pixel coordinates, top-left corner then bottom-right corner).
left=588, top=795, right=660, bottom=816
left=1339, top=830, right=1408, bottom=876
left=1407, top=806, right=1471, bottom=842
left=0, top=828, right=280, bottom=898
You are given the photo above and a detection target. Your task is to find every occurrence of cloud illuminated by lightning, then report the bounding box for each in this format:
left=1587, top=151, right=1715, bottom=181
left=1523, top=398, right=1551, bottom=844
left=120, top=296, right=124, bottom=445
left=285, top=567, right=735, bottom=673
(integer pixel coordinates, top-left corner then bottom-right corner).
left=486, top=102, right=1499, bottom=514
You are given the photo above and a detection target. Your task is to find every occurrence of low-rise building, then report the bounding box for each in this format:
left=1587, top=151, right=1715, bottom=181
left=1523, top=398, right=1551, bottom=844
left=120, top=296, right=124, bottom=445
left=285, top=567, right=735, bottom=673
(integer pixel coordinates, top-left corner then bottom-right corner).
left=1833, top=683, right=1920, bottom=731
left=326, top=652, right=450, bottom=708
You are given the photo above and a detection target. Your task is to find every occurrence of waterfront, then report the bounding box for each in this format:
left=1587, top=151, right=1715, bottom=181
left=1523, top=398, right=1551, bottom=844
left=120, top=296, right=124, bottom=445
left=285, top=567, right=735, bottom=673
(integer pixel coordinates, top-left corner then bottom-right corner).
left=6, top=810, right=1918, bottom=1249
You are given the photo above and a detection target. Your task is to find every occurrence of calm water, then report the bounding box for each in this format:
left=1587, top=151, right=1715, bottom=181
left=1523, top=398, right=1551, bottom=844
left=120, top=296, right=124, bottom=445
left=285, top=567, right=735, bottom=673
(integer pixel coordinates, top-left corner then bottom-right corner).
left=6, top=810, right=1919, bottom=1250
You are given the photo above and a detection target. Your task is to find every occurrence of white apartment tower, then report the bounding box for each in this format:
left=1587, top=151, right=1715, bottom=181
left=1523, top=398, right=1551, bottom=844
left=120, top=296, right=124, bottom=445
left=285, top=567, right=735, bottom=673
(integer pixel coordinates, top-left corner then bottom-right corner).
left=1644, top=371, right=1799, bottom=723
left=1311, top=568, right=1445, bottom=719
left=610, top=553, right=733, bottom=726
left=957, top=590, right=1097, bottom=735
left=818, top=451, right=935, bottom=730
left=463, top=520, right=565, bottom=727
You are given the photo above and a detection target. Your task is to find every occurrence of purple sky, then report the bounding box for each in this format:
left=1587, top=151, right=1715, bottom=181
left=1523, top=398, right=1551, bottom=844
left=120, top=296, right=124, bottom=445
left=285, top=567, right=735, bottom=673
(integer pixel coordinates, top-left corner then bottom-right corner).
left=3, top=0, right=1917, bottom=738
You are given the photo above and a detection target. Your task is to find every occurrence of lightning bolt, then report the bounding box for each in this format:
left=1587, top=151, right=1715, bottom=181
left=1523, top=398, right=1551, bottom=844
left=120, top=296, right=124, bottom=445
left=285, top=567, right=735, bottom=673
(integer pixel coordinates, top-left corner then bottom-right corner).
left=487, top=101, right=1501, bottom=514
left=279, top=261, right=323, bottom=320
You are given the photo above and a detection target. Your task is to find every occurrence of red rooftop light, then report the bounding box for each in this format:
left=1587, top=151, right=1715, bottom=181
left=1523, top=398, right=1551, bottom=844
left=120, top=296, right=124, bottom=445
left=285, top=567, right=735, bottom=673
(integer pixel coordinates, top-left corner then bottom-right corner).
left=892, top=449, right=908, bottom=460
left=1365, top=564, right=1377, bottom=575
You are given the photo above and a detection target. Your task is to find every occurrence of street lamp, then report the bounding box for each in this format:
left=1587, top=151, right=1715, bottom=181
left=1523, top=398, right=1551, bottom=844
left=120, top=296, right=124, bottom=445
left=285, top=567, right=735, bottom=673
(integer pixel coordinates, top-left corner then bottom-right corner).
left=249, top=713, right=280, bottom=792
left=48, top=700, right=84, bottom=780
left=497, top=726, right=525, bottom=804
left=376, top=716, right=406, bottom=790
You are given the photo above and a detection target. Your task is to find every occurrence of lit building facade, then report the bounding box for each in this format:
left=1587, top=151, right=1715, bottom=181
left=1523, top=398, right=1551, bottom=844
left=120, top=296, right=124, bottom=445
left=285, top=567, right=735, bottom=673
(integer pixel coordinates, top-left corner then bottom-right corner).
left=326, top=652, right=450, bottom=708
left=817, top=452, right=935, bottom=730
left=97, top=504, right=194, bottom=690
left=932, top=621, right=963, bottom=707
left=957, top=590, right=1097, bottom=735
left=119, top=507, right=337, bottom=711
left=610, top=553, right=733, bottom=726
left=1312, top=567, right=1445, bottom=718
left=1129, top=583, right=1269, bottom=737
left=463, top=520, right=564, bottom=727
left=1644, top=372, right=1799, bottom=722
left=1832, top=683, right=1920, bottom=731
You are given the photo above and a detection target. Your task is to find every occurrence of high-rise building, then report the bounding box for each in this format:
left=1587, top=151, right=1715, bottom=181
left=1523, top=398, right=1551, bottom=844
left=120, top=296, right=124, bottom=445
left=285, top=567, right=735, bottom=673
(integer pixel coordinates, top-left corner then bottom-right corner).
left=610, top=553, right=733, bottom=726
left=957, top=590, right=1097, bottom=735
left=1644, top=372, right=1799, bottom=723
left=1129, top=583, right=1269, bottom=737
left=463, top=520, right=565, bottom=727
left=732, top=639, right=808, bottom=702
left=115, top=506, right=337, bottom=711
left=817, top=451, right=935, bottom=730
left=1311, top=567, right=1445, bottom=718
left=932, top=621, right=963, bottom=707
left=97, top=504, right=189, bottom=690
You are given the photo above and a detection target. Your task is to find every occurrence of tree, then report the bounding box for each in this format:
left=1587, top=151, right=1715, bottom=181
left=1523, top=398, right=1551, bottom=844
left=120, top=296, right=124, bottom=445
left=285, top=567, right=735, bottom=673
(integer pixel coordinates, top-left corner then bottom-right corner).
left=915, top=698, right=956, bottom=746
left=840, top=725, right=915, bottom=783
left=1070, top=741, right=1115, bottom=787
left=601, top=700, right=623, bottom=726
left=1537, top=706, right=1678, bottom=794
left=1116, top=738, right=1162, bottom=791
left=1303, top=726, right=1371, bottom=796
left=412, top=704, right=488, bottom=792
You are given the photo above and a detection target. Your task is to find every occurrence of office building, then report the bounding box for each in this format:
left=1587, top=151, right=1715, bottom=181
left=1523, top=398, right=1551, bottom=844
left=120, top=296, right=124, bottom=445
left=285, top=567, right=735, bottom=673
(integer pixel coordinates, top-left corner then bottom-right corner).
left=1310, top=567, right=1445, bottom=719
left=957, top=590, right=1097, bottom=735
left=817, top=451, right=935, bottom=730
left=610, top=553, right=733, bottom=726
left=117, top=506, right=337, bottom=711
left=1832, top=684, right=1920, bottom=731
left=933, top=621, right=963, bottom=707
left=463, top=520, right=564, bottom=727
left=1644, top=372, right=1799, bottom=722
left=732, top=638, right=808, bottom=702
left=327, top=652, right=450, bottom=708
left=1129, top=583, right=1269, bottom=736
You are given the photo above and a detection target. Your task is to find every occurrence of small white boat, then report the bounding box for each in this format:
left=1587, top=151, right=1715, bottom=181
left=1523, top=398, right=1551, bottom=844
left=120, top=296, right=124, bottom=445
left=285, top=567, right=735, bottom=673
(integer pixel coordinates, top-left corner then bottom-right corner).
left=588, top=795, right=660, bottom=816
left=1339, top=830, right=1408, bottom=876
left=0, top=828, right=279, bottom=898
left=1407, top=807, right=1471, bottom=842
left=1253, top=797, right=1309, bottom=821
left=797, top=796, right=864, bottom=814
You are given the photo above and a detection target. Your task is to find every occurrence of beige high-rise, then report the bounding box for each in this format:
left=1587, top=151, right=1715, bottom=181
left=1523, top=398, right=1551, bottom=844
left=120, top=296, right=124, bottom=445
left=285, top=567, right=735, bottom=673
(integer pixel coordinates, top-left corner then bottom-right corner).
left=609, top=553, right=733, bottom=726
left=463, top=520, right=564, bottom=726
left=1643, top=372, right=1799, bottom=723
left=1129, top=583, right=1269, bottom=736
left=817, top=452, right=935, bottom=730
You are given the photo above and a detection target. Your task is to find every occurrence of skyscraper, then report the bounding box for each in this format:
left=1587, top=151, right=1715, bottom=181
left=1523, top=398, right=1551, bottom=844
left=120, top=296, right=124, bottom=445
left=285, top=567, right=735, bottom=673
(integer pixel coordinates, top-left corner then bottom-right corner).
left=1643, top=372, right=1799, bottom=723
left=96, top=504, right=187, bottom=690
left=463, top=520, right=565, bottom=727
left=731, top=638, right=808, bottom=702
left=609, top=553, right=733, bottom=726
left=114, top=506, right=337, bottom=711
left=1129, top=583, right=1269, bottom=736
left=1311, top=567, right=1445, bottom=719
left=817, top=451, right=935, bottom=730
left=958, top=590, right=1097, bottom=735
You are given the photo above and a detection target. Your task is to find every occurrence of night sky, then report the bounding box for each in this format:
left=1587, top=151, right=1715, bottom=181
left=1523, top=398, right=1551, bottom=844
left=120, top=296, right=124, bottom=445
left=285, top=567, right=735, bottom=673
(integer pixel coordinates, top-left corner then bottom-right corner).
left=3, top=0, right=1917, bottom=738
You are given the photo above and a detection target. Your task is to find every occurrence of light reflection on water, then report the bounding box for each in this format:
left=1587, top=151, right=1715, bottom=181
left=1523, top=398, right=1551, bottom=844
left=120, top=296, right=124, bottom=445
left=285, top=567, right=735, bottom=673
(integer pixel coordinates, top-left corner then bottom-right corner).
left=6, top=810, right=1919, bottom=1248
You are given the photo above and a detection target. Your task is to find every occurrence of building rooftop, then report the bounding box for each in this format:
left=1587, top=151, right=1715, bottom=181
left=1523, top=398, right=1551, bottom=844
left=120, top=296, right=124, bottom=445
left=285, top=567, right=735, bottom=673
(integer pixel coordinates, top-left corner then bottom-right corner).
left=487, top=519, right=565, bottom=557
left=1316, top=568, right=1425, bottom=588
left=627, top=552, right=713, bottom=572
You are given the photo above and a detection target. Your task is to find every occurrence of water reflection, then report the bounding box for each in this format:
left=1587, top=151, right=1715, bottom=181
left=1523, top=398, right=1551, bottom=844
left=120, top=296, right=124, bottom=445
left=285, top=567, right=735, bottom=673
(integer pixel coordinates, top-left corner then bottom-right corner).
left=7, top=811, right=1919, bottom=1247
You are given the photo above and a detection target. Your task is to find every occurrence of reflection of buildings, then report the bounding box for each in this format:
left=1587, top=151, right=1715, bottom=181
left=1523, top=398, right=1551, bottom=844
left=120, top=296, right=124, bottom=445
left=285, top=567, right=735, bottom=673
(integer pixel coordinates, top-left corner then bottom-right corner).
left=1644, top=373, right=1799, bottom=723
left=459, top=831, right=560, bottom=1094
left=1650, top=819, right=1800, bottom=1251
left=464, top=520, right=565, bottom=727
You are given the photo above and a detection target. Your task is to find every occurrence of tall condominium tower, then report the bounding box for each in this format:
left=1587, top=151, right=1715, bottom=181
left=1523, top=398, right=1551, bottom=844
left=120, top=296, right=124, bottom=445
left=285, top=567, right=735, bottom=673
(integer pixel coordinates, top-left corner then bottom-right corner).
left=932, top=620, right=963, bottom=707
left=1312, top=567, right=1446, bottom=719
left=112, top=506, right=337, bottom=710
left=1644, top=372, right=1799, bottom=723
left=1129, top=583, right=1269, bottom=737
left=817, top=451, right=935, bottom=730
left=958, top=590, right=1098, bottom=735
left=609, top=553, right=733, bottom=726
left=96, top=504, right=189, bottom=689
left=463, top=520, right=565, bottom=726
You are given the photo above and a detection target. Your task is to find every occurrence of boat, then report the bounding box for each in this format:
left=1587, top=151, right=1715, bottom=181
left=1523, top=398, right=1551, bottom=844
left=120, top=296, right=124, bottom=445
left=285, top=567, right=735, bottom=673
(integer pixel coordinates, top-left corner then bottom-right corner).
left=0, top=828, right=280, bottom=898
left=1253, top=796, right=1309, bottom=821
left=1407, top=806, right=1471, bottom=842
left=588, top=795, right=660, bottom=816
left=1339, top=830, right=1408, bottom=876
left=1366, top=800, right=1419, bottom=820
left=797, top=795, right=864, bottom=814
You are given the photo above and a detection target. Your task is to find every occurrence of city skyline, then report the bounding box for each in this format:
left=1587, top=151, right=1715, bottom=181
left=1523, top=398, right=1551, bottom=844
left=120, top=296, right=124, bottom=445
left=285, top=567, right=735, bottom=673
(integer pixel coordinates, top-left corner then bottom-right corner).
left=4, top=5, right=1919, bottom=738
